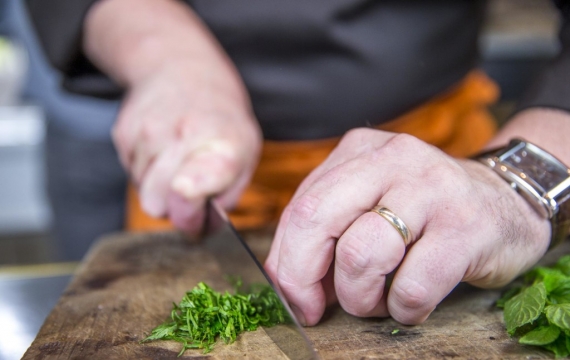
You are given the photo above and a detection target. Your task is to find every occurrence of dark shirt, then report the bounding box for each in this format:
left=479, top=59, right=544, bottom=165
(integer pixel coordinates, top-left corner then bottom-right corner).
left=24, top=0, right=570, bottom=140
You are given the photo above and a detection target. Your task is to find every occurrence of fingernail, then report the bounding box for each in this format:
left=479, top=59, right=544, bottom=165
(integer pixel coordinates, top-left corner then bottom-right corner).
left=171, top=176, right=198, bottom=199
left=290, top=304, right=306, bottom=326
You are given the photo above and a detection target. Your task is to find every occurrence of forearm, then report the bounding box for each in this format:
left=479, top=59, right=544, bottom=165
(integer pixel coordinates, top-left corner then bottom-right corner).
left=486, top=108, right=570, bottom=166
left=83, top=0, right=247, bottom=102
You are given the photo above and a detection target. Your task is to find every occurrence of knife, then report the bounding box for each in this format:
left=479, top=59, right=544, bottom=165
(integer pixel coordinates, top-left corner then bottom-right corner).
left=204, top=200, right=319, bottom=360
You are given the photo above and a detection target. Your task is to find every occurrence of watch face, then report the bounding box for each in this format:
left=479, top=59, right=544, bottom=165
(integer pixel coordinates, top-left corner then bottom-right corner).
left=501, top=142, right=569, bottom=191
left=482, top=139, right=570, bottom=232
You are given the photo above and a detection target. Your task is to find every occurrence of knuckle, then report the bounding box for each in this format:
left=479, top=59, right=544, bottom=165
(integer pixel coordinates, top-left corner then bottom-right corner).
left=342, top=127, right=374, bottom=143
left=278, top=277, right=297, bottom=295
left=368, top=133, right=426, bottom=162
left=384, top=133, right=422, bottom=152
left=337, top=128, right=376, bottom=150
left=289, top=194, right=323, bottom=230
left=335, top=235, right=371, bottom=276
left=276, top=267, right=304, bottom=298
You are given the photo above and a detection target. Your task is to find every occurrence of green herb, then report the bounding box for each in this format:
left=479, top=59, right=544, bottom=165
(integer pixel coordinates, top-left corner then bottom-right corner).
left=142, top=281, right=289, bottom=355
left=503, top=282, right=546, bottom=334
left=499, top=255, right=570, bottom=358
left=391, top=329, right=400, bottom=335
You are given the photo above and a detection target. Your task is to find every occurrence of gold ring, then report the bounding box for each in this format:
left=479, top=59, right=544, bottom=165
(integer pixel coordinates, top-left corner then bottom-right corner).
left=370, top=205, right=413, bottom=246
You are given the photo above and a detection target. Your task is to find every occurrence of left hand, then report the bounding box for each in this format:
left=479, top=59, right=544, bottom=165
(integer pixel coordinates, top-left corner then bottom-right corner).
left=265, top=128, right=550, bottom=326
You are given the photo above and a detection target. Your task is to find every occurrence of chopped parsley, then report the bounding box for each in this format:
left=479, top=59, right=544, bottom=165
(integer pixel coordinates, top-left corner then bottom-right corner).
left=142, top=281, right=289, bottom=355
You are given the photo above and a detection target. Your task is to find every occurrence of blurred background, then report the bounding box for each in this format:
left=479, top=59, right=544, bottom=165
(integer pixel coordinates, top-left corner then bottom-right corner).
left=0, top=0, right=122, bottom=267
left=0, top=0, right=564, bottom=359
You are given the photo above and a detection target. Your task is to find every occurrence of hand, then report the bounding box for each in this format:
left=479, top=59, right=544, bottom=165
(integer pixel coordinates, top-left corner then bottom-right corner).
left=83, top=0, right=262, bottom=232
left=113, top=60, right=262, bottom=232
left=265, top=128, right=550, bottom=326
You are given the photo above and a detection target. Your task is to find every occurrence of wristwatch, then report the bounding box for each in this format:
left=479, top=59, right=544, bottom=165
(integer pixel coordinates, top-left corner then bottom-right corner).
left=476, top=138, right=570, bottom=250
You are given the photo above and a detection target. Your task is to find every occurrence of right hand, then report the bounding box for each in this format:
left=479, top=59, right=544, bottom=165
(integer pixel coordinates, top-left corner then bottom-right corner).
left=112, top=59, right=262, bottom=232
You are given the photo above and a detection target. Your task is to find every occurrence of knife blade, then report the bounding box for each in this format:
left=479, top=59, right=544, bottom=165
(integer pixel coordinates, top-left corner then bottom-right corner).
left=203, top=200, right=319, bottom=360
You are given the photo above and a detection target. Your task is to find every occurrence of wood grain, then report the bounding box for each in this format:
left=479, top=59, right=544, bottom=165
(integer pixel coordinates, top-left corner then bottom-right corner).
left=24, top=230, right=567, bottom=359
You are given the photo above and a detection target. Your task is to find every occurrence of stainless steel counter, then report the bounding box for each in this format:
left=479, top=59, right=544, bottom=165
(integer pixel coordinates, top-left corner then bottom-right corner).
left=0, top=264, right=75, bottom=360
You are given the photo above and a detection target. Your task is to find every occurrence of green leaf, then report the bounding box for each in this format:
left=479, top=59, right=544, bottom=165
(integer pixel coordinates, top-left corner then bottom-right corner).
left=504, top=282, right=546, bottom=334
left=496, top=286, right=521, bottom=308
left=543, top=272, right=568, bottom=294
left=549, top=279, right=570, bottom=304
left=142, top=323, right=178, bottom=341
left=555, top=255, right=570, bottom=276
left=546, top=304, right=570, bottom=331
left=526, top=267, right=567, bottom=293
left=544, top=334, right=570, bottom=358
left=519, top=325, right=560, bottom=345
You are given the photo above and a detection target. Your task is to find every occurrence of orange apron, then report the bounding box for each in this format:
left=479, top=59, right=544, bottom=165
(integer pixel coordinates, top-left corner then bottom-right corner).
left=126, top=70, right=499, bottom=231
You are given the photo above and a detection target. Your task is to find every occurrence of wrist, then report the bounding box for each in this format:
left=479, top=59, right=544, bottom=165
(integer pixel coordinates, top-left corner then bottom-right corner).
left=474, top=139, right=570, bottom=251
left=464, top=159, right=552, bottom=254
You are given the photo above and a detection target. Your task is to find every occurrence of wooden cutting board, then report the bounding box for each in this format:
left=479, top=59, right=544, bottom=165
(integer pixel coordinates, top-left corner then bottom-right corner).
left=23, top=230, right=566, bottom=359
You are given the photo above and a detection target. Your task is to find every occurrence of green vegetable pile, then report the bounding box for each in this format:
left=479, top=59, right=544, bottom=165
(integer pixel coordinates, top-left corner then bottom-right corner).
left=498, top=255, right=570, bottom=358
left=142, top=281, right=289, bottom=355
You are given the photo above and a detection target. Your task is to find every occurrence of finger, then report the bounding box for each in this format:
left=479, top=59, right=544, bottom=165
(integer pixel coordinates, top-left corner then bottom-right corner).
left=275, top=157, right=395, bottom=326
left=333, top=170, right=447, bottom=318
left=267, top=205, right=340, bottom=312
left=267, top=129, right=395, bottom=284
left=111, top=95, right=147, bottom=169
left=265, top=204, right=293, bottom=284
left=288, top=129, right=396, bottom=204
left=334, top=211, right=406, bottom=318
left=171, top=140, right=241, bottom=201
left=130, top=123, right=175, bottom=184
left=139, top=142, right=187, bottom=217
left=387, top=230, right=472, bottom=325
left=214, top=158, right=257, bottom=211
left=273, top=133, right=433, bottom=325
left=166, top=191, right=205, bottom=234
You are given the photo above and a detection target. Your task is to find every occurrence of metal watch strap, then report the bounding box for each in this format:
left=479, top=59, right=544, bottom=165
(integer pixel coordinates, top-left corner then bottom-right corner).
left=476, top=139, right=570, bottom=250
left=552, top=207, right=570, bottom=251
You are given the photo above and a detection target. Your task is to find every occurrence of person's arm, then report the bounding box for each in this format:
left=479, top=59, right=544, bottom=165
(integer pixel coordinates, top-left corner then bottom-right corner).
left=487, top=108, right=570, bottom=161
left=83, top=0, right=243, bottom=97
left=488, top=0, right=570, bottom=157
left=83, top=0, right=262, bottom=230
